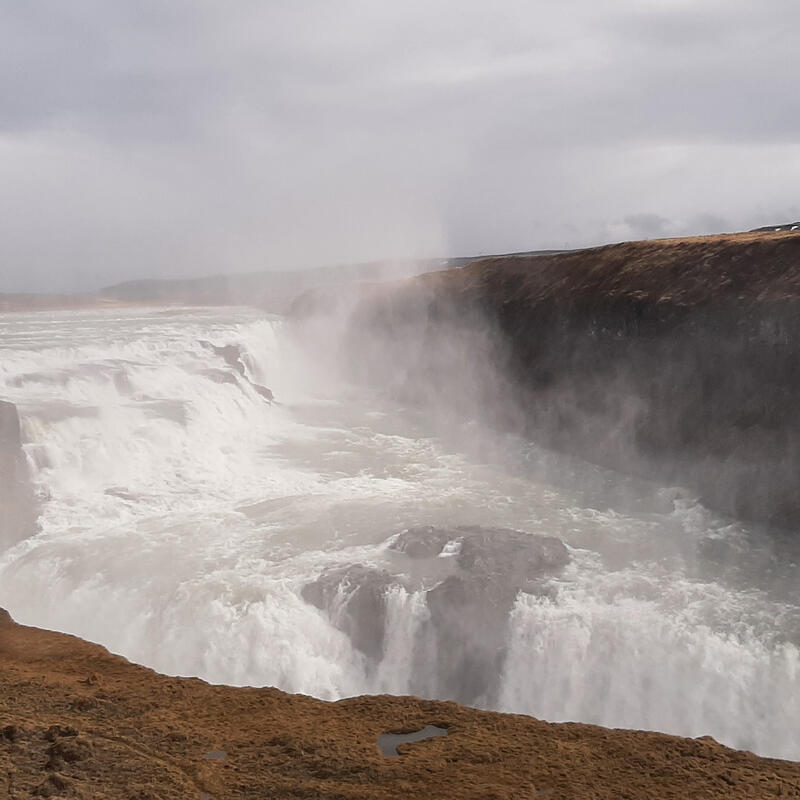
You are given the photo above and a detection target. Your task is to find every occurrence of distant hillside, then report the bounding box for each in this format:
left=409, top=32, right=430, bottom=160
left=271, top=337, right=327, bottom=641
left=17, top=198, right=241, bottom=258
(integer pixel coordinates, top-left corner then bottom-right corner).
left=96, top=257, right=474, bottom=312
left=0, top=251, right=564, bottom=314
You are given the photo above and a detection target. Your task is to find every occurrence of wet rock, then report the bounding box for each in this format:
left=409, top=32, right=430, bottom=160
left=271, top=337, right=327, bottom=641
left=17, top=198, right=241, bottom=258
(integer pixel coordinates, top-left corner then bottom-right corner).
left=307, top=527, right=569, bottom=704
left=200, top=344, right=274, bottom=403
left=0, top=400, right=39, bottom=551
left=200, top=341, right=247, bottom=376
left=455, top=526, right=569, bottom=579
left=202, top=368, right=240, bottom=386
left=425, top=573, right=514, bottom=702
left=301, top=564, right=402, bottom=659
left=251, top=383, right=274, bottom=403
left=390, top=526, right=456, bottom=558
left=421, top=527, right=569, bottom=703
left=392, top=524, right=569, bottom=583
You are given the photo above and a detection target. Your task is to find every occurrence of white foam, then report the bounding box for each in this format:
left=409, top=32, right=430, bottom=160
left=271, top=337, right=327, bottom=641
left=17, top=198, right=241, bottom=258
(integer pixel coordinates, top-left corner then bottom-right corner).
left=499, top=564, right=800, bottom=759
left=1, top=306, right=799, bottom=760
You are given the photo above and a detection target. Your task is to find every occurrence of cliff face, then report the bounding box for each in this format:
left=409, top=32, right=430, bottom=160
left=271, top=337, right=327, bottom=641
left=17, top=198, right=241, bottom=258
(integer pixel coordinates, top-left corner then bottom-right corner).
left=335, top=231, right=800, bottom=528
left=0, top=401, right=38, bottom=551
left=2, top=607, right=800, bottom=799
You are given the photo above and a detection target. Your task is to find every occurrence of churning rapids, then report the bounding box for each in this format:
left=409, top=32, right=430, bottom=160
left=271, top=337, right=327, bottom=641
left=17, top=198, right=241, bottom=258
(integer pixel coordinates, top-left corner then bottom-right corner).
left=1, top=306, right=799, bottom=761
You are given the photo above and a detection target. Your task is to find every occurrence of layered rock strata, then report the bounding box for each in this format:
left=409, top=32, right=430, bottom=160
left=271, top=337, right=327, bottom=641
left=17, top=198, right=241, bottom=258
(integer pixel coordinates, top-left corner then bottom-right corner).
left=0, top=401, right=38, bottom=551
left=329, top=232, right=800, bottom=528
left=303, top=526, right=569, bottom=705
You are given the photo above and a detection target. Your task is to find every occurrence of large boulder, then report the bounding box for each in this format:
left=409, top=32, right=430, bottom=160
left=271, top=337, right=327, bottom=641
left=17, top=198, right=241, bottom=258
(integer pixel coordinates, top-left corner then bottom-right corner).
left=0, top=401, right=39, bottom=551
left=200, top=340, right=247, bottom=375
left=250, top=383, right=274, bottom=403
left=200, top=341, right=274, bottom=403
left=389, top=525, right=455, bottom=558
left=301, top=564, right=401, bottom=660
left=392, top=524, right=569, bottom=581
left=393, top=526, right=569, bottom=703
left=302, top=527, right=569, bottom=704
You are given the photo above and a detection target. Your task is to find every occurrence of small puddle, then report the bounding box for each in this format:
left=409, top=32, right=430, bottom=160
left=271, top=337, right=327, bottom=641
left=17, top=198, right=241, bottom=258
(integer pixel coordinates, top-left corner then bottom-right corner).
left=203, top=750, right=227, bottom=761
left=378, top=725, right=448, bottom=757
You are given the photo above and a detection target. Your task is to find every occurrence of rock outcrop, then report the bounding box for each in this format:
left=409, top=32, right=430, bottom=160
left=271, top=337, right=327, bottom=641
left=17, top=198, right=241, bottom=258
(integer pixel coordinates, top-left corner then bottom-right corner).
left=0, top=401, right=38, bottom=551
left=303, top=527, right=569, bottom=704
left=302, top=564, right=398, bottom=660
left=1, top=606, right=799, bottom=798
left=401, top=527, right=568, bottom=703
left=199, top=341, right=274, bottom=403
left=200, top=341, right=248, bottom=376
left=333, top=231, right=800, bottom=529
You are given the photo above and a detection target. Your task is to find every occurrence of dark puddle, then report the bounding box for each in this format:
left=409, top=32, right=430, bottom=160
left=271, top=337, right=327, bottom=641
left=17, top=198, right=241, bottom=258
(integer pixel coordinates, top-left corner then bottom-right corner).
left=378, top=725, right=448, bottom=757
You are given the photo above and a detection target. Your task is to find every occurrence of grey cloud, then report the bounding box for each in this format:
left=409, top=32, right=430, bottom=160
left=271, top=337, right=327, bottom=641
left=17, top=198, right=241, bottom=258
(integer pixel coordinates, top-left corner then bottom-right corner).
left=0, top=1, right=799, bottom=291
left=623, top=213, right=673, bottom=239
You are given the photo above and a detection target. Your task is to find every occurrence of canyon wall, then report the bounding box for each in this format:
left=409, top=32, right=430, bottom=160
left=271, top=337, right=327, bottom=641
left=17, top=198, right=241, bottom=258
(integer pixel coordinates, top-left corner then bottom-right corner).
left=329, top=231, right=800, bottom=528
left=0, top=401, right=38, bottom=551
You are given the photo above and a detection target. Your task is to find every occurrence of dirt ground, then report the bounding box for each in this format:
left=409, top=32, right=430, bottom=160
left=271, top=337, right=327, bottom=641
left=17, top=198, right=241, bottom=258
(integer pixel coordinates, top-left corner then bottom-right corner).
left=416, top=230, right=800, bottom=308
left=2, top=608, right=799, bottom=799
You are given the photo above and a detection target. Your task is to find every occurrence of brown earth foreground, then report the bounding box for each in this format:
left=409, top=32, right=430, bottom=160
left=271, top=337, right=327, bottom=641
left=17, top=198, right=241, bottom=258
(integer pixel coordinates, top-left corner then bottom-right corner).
left=2, top=609, right=799, bottom=799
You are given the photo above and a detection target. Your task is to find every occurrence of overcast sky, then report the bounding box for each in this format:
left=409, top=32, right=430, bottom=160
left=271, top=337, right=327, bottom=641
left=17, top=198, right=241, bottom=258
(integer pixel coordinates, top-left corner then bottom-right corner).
left=1, top=0, right=799, bottom=292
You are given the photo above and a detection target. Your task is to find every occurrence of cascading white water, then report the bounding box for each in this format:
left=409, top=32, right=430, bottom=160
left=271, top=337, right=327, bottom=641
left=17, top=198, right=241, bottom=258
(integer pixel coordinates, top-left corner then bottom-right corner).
left=372, top=586, right=430, bottom=695
left=1, top=306, right=798, bottom=760
left=499, top=557, right=800, bottom=759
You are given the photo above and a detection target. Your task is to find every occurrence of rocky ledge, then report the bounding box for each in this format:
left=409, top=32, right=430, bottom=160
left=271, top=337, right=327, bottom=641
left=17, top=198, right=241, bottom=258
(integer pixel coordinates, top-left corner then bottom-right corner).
left=2, top=607, right=800, bottom=799
left=327, top=230, right=800, bottom=529
left=303, top=526, right=569, bottom=705
left=0, top=401, right=39, bottom=551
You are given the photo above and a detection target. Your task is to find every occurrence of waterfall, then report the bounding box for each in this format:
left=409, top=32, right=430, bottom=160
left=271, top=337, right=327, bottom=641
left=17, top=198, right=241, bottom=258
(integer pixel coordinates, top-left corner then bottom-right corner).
left=1, top=305, right=799, bottom=760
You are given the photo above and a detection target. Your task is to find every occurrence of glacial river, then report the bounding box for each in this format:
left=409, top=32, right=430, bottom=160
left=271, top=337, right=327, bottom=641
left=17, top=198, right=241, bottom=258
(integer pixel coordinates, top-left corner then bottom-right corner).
left=0, top=306, right=798, bottom=759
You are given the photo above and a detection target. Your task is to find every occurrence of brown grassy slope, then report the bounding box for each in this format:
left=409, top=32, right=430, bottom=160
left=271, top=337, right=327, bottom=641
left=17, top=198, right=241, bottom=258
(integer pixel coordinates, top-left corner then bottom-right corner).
left=1, top=609, right=799, bottom=799
left=415, top=231, right=800, bottom=307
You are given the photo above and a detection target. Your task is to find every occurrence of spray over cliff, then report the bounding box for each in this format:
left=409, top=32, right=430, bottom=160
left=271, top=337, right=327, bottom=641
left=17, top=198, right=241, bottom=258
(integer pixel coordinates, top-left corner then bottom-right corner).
left=321, top=230, right=800, bottom=529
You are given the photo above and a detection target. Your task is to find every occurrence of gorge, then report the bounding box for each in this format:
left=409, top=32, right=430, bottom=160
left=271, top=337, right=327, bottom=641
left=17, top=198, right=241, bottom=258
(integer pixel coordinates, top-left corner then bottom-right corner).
left=2, top=231, right=800, bottom=797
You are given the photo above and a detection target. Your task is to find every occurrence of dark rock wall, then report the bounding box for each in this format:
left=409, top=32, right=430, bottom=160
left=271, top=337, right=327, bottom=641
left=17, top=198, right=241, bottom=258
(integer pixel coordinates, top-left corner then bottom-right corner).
left=0, top=400, right=39, bottom=550
left=488, top=297, right=800, bottom=527
left=302, top=527, right=569, bottom=706
left=337, top=233, right=800, bottom=529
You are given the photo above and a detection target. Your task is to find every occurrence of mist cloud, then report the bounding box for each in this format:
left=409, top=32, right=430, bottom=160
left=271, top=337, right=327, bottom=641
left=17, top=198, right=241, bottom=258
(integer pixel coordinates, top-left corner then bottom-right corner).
left=1, top=0, right=798, bottom=291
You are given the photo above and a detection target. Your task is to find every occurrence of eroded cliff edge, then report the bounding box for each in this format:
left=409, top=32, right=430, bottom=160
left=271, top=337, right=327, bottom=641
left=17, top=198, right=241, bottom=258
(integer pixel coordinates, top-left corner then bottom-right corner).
left=317, top=231, right=800, bottom=529
left=0, top=401, right=39, bottom=551
left=2, top=608, right=800, bottom=799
